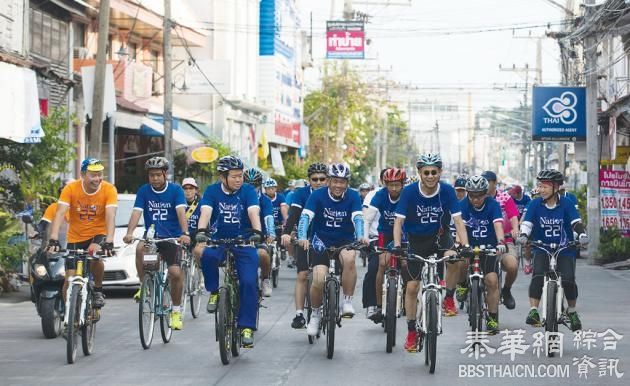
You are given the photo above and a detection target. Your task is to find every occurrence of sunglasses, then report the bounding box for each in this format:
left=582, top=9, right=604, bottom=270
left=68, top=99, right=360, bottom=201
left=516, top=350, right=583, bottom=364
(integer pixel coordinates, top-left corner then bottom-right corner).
left=422, top=170, right=439, bottom=176
left=311, top=177, right=327, bottom=182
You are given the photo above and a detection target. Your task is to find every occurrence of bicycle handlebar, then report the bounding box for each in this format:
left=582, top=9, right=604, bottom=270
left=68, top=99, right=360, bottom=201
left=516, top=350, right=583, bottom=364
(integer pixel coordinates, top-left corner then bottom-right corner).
left=529, top=240, right=581, bottom=255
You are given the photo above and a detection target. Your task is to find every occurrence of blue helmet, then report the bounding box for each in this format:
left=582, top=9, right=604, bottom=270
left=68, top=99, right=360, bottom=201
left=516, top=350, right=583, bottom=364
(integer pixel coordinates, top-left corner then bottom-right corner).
left=216, top=155, right=244, bottom=172
left=328, top=163, right=351, bottom=179
left=263, top=178, right=278, bottom=188
left=81, top=158, right=104, bottom=172
left=454, top=175, right=468, bottom=189
left=481, top=170, right=497, bottom=182
left=243, top=167, right=263, bottom=185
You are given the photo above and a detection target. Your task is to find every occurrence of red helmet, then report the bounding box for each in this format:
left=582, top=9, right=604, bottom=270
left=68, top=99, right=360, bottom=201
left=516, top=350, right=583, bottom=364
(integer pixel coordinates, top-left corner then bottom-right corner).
left=383, top=168, right=406, bottom=182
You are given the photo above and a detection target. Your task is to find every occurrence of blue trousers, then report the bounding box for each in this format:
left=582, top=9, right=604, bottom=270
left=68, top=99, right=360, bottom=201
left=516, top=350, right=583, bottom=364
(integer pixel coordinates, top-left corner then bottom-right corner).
left=201, top=245, right=259, bottom=329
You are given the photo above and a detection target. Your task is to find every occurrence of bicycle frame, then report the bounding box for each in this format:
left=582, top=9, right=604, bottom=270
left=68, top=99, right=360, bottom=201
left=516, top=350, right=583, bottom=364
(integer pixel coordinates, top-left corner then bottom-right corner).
left=414, top=254, right=448, bottom=336
left=534, top=242, right=578, bottom=325
left=63, top=252, right=98, bottom=327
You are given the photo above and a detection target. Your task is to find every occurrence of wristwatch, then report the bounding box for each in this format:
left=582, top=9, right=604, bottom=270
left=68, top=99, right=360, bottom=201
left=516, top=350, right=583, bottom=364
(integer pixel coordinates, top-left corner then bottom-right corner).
left=183, top=231, right=190, bottom=236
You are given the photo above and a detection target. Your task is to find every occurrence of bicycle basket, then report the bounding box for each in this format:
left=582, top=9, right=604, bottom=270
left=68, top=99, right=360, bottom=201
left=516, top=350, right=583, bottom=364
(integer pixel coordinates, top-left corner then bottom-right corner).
left=143, top=243, right=160, bottom=271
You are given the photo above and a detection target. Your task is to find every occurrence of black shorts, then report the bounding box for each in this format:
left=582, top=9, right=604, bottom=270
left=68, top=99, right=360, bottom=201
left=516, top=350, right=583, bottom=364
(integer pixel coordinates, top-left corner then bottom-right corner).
left=402, top=232, right=453, bottom=283
left=65, top=235, right=106, bottom=270
left=309, top=239, right=353, bottom=272
left=155, top=240, right=181, bottom=267
left=295, top=244, right=310, bottom=273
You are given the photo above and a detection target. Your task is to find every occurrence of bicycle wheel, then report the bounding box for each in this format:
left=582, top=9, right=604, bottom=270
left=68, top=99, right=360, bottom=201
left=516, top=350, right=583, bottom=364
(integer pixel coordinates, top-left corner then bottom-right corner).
left=139, top=274, right=156, bottom=349
left=326, top=280, right=337, bottom=359
left=385, top=276, right=397, bottom=353
left=66, top=284, right=81, bottom=364
left=217, top=287, right=232, bottom=365
left=469, top=278, right=483, bottom=332
left=426, top=291, right=438, bottom=374
left=190, top=265, right=202, bottom=318
left=180, top=262, right=189, bottom=317
left=545, top=280, right=558, bottom=357
left=160, top=282, right=173, bottom=343
left=81, top=290, right=97, bottom=356
left=231, top=290, right=241, bottom=358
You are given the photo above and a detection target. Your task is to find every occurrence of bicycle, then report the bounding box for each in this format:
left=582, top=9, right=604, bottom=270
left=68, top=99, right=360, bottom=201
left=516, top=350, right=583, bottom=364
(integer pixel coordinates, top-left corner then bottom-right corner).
left=373, top=245, right=404, bottom=354
left=206, top=236, right=260, bottom=365
left=458, top=246, right=501, bottom=335
left=311, top=241, right=366, bottom=359
left=180, top=246, right=203, bottom=318
left=401, top=251, right=454, bottom=374
left=529, top=240, right=581, bottom=357
left=63, top=248, right=107, bottom=364
left=136, top=237, right=180, bottom=350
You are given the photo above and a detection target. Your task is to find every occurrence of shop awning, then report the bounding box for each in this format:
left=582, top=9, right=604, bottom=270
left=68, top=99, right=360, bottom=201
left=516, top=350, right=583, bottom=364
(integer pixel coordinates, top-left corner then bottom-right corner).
left=113, top=111, right=201, bottom=147
left=0, top=62, right=43, bottom=143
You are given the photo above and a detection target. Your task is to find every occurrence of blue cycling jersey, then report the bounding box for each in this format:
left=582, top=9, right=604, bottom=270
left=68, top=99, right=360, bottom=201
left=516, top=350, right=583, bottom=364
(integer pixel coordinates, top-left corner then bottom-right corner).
left=302, top=187, right=362, bottom=247
left=461, top=197, right=503, bottom=247
left=200, top=182, right=259, bottom=239
left=134, top=182, right=186, bottom=238
left=367, top=187, right=399, bottom=235
left=395, top=181, right=461, bottom=236
left=523, top=196, right=581, bottom=256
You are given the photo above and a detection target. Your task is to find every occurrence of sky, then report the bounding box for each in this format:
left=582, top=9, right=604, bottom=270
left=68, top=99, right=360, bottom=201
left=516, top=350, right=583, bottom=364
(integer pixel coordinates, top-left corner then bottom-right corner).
left=299, top=0, right=568, bottom=107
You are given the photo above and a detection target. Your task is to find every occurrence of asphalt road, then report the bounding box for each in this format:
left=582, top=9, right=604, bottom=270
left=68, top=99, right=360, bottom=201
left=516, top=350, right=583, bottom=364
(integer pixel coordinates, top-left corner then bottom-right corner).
left=1, top=260, right=629, bottom=386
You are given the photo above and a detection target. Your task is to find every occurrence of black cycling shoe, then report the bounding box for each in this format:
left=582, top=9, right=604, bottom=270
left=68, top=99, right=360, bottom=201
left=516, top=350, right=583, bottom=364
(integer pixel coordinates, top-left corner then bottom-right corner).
left=501, top=287, right=515, bottom=310
left=92, top=291, right=106, bottom=308
left=291, top=314, right=306, bottom=329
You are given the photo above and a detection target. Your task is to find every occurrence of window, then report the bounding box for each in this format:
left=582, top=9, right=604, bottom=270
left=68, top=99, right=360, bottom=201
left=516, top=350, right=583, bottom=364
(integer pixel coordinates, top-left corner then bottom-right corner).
left=128, top=42, right=137, bottom=60
left=30, top=9, right=68, bottom=62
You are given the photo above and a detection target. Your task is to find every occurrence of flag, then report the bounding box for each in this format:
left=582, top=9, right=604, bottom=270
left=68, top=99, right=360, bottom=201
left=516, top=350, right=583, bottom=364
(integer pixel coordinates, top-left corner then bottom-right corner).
left=258, top=128, right=270, bottom=160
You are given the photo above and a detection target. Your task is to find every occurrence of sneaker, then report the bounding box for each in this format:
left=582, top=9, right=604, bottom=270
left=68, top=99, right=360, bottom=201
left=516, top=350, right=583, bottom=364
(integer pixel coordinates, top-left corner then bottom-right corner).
left=241, top=328, right=254, bottom=348
left=342, top=300, right=355, bottom=318
left=287, top=259, right=295, bottom=269
left=455, top=284, right=468, bottom=303
left=568, top=311, right=582, bottom=331
left=370, top=307, right=383, bottom=323
left=486, top=315, right=499, bottom=335
left=291, top=313, right=306, bottom=329
left=523, top=261, right=533, bottom=275
left=206, top=292, right=219, bottom=313
left=366, top=306, right=377, bottom=319
left=501, top=287, right=516, bottom=310
left=404, top=330, right=419, bottom=352
left=438, top=279, right=446, bottom=288
left=133, top=288, right=142, bottom=302
left=526, top=308, right=542, bottom=327
left=306, top=312, right=321, bottom=336
left=92, top=291, right=105, bottom=308
left=443, top=296, right=457, bottom=316
left=170, top=311, right=183, bottom=330
left=262, top=279, right=272, bottom=297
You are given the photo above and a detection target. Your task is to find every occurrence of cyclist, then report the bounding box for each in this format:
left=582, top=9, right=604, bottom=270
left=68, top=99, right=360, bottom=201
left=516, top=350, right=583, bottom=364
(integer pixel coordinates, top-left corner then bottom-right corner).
left=454, top=175, right=468, bottom=201
left=393, top=153, right=469, bottom=352
left=358, top=183, right=371, bottom=202
left=182, top=177, right=201, bottom=239
left=517, top=169, right=588, bottom=331
left=281, top=162, right=328, bottom=328
left=298, top=163, right=367, bottom=336
left=460, top=175, right=507, bottom=334
left=243, top=167, right=276, bottom=297
left=123, top=157, right=191, bottom=330
left=193, top=155, right=262, bottom=347
left=366, top=167, right=406, bottom=322
left=47, top=159, right=117, bottom=309
left=38, top=178, right=73, bottom=247
left=263, top=178, right=289, bottom=227
left=509, top=184, right=533, bottom=274
left=481, top=170, right=519, bottom=310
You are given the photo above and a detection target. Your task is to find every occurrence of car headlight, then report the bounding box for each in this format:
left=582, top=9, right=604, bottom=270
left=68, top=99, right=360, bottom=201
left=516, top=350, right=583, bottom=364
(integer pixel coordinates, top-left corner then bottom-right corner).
left=34, top=264, right=48, bottom=279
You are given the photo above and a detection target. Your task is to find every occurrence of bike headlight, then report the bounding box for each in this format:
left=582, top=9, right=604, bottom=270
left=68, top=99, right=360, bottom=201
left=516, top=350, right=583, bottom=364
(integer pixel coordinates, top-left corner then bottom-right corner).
left=34, top=264, right=48, bottom=279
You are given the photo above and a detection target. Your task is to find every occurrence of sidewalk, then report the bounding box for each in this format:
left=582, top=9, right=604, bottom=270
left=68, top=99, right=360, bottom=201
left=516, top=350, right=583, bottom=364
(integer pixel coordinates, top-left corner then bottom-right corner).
left=0, top=282, right=31, bottom=304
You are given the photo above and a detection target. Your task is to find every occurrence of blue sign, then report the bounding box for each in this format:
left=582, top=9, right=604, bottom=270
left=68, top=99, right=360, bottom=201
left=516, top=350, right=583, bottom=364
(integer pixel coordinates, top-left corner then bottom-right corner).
left=532, top=86, right=586, bottom=142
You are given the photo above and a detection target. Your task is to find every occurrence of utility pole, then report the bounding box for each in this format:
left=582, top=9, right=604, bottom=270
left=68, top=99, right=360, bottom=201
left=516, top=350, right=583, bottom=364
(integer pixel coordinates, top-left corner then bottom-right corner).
left=164, top=0, right=174, bottom=179
left=89, top=0, right=110, bottom=160
left=433, top=120, right=440, bottom=154
left=585, top=0, right=600, bottom=263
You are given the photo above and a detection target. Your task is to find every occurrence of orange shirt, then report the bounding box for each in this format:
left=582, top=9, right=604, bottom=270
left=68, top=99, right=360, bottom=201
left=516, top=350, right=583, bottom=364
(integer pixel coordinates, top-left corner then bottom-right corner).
left=41, top=202, right=69, bottom=223
left=58, top=179, right=118, bottom=243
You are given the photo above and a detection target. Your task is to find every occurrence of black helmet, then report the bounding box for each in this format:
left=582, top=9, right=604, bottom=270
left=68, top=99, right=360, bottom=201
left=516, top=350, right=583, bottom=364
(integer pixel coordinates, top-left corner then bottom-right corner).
left=243, top=167, right=263, bottom=185
left=536, top=169, right=564, bottom=185
left=145, top=156, right=169, bottom=171
left=216, top=155, right=244, bottom=172
left=307, top=162, right=327, bottom=177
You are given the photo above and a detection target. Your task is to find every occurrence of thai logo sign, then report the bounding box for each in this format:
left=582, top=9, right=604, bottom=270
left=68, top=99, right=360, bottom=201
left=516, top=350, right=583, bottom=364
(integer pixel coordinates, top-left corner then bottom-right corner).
left=532, top=86, right=586, bottom=141
left=326, top=21, right=365, bottom=59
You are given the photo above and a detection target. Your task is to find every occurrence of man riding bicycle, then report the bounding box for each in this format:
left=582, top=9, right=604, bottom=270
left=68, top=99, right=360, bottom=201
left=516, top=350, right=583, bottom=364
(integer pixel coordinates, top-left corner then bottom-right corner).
left=281, top=162, right=328, bottom=329
left=517, top=169, right=588, bottom=331
left=297, top=163, right=367, bottom=336
left=393, top=153, right=469, bottom=352
left=263, top=178, right=289, bottom=228
left=123, top=157, right=191, bottom=330
left=243, top=167, right=276, bottom=297
left=47, top=159, right=117, bottom=309
left=364, top=168, right=406, bottom=322
left=193, top=156, right=262, bottom=347
left=459, top=175, right=507, bottom=334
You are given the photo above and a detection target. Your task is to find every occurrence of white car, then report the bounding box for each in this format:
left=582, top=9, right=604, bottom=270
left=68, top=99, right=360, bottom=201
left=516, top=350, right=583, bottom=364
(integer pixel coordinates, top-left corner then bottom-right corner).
left=103, top=194, right=144, bottom=287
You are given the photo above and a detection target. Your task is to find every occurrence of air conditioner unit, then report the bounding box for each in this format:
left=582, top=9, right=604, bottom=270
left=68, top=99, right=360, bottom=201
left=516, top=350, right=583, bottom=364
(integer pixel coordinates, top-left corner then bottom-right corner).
left=73, top=46, right=89, bottom=59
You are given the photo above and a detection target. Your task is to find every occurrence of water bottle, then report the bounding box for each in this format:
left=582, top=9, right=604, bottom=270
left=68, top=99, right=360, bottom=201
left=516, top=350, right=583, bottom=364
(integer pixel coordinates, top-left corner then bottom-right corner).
left=147, top=224, right=155, bottom=240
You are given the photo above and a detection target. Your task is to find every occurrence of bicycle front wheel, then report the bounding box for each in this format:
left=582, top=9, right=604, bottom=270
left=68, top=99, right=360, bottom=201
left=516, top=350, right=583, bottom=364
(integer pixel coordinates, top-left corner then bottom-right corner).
left=426, top=291, right=438, bottom=374
left=217, top=287, right=232, bottom=365
left=469, top=278, right=483, bottom=332
left=190, top=265, right=202, bottom=318
left=545, top=280, right=558, bottom=357
left=66, top=284, right=81, bottom=364
left=160, top=282, right=173, bottom=343
left=326, top=280, right=337, bottom=359
left=81, top=290, right=97, bottom=356
left=385, top=276, right=397, bottom=353
left=139, top=274, right=156, bottom=349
